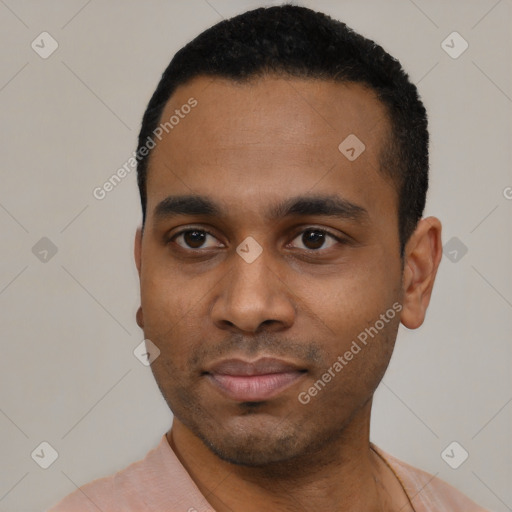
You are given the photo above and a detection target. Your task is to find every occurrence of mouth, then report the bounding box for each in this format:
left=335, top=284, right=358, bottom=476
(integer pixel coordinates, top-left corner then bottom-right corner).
left=204, top=357, right=308, bottom=402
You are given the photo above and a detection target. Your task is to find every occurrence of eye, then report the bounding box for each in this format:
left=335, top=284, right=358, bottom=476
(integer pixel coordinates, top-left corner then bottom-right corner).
left=168, top=227, right=344, bottom=252
left=171, top=229, right=223, bottom=250
left=288, top=228, right=342, bottom=251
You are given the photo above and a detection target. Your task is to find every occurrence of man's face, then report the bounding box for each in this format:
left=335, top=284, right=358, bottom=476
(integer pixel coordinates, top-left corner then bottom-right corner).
left=136, top=75, right=404, bottom=466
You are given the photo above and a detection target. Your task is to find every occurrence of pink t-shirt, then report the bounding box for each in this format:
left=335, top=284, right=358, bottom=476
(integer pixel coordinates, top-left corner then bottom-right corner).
left=48, top=435, right=489, bottom=512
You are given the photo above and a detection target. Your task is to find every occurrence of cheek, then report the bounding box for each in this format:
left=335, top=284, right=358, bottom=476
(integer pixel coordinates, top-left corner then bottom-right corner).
left=301, top=260, right=401, bottom=362
left=141, top=256, right=195, bottom=320
left=140, top=265, right=221, bottom=375
left=293, top=327, right=398, bottom=430
left=310, top=268, right=393, bottom=320
left=140, top=272, right=192, bottom=359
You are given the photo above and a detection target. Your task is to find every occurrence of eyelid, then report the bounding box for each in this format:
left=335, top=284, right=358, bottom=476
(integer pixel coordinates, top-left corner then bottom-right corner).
left=289, top=225, right=345, bottom=241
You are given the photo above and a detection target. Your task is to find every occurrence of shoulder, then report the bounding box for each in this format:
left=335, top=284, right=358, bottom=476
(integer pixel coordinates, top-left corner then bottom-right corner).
left=371, top=444, right=490, bottom=512
left=47, top=436, right=170, bottom=512
left=48, top=433, right=216, bottom=512
left=47, top=472, right=115, bottom=512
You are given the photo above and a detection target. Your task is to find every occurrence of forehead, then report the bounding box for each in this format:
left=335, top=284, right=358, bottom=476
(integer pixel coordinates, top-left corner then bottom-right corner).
left=145, top=75, right=396, bottom=224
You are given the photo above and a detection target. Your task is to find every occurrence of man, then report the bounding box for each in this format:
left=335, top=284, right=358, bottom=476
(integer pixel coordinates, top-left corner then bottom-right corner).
left=49, top=4, right=488, bottom=511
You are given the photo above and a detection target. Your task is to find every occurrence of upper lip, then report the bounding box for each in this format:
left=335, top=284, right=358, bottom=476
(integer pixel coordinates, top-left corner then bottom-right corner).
left=205, top=357, right=305, bottom=376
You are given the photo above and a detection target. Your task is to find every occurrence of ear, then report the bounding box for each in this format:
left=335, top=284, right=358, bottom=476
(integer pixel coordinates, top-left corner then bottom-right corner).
left=134, top=226, right=143, bottom=276
left=400, top=217, right=443, bottom=329
left=134, top=226, right=144, bottom=329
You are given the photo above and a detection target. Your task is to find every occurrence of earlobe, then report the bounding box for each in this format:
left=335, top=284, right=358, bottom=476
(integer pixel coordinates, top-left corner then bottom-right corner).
left=400, top=217, right=443, bottom=330
left=136, top=306, right=144, bottom=329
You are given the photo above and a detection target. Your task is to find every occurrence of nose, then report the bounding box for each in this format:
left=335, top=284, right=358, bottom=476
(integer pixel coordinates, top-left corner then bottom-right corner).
left=210, top=246, right=296, bottom=334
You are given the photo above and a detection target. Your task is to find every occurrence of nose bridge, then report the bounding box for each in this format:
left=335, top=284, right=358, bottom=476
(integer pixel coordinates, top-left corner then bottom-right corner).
left=229, top=240, right=277, bottom=305
left=211, top=238, right=296, bottom=333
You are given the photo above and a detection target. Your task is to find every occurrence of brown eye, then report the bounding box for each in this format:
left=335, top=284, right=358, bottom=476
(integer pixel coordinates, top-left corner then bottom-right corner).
left=183, top=230, right=207, bottom=248
left=172, top=229, right=221, bottom=250
left=290, top=228, right=339, bottom=251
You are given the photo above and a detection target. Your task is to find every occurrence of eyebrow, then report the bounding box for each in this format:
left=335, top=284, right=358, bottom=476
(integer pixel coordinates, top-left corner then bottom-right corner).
left=153, top=194, right=369, bottom=223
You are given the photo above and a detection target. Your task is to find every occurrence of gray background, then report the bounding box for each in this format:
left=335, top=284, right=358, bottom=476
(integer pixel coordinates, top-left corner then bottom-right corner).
left=0, top=0, right=510, bottom=511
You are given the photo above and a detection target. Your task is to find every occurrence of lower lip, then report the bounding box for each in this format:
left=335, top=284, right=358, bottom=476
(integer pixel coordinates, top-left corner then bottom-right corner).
left=207, top=371, right=305, bottom=402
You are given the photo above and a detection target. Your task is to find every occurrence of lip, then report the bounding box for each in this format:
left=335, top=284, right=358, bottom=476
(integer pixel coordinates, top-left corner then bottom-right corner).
left=205, top=357, right=307, bottom=402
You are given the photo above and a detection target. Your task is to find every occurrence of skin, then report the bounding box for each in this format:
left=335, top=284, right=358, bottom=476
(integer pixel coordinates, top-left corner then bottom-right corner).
left=134, top=75, right=443, bottom=512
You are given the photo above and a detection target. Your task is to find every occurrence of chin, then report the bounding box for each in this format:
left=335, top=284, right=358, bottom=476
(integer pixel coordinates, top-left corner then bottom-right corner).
left=189, top=410, right=327, bottom=467
left=174, top=409, right=296, bottom=465
left=201, top=430, right=303, bottom=467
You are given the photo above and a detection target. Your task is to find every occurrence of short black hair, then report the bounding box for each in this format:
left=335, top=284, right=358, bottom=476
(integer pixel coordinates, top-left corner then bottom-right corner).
left=136, top=4, right=429, bottom=256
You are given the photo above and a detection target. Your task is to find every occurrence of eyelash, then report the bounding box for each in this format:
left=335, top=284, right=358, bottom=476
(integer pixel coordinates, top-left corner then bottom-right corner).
left=167, top=226, right=347, bottom=253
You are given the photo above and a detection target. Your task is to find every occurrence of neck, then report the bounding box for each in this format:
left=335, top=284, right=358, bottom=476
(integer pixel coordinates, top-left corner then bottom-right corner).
left=168, top=400, right=409, bottom=512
